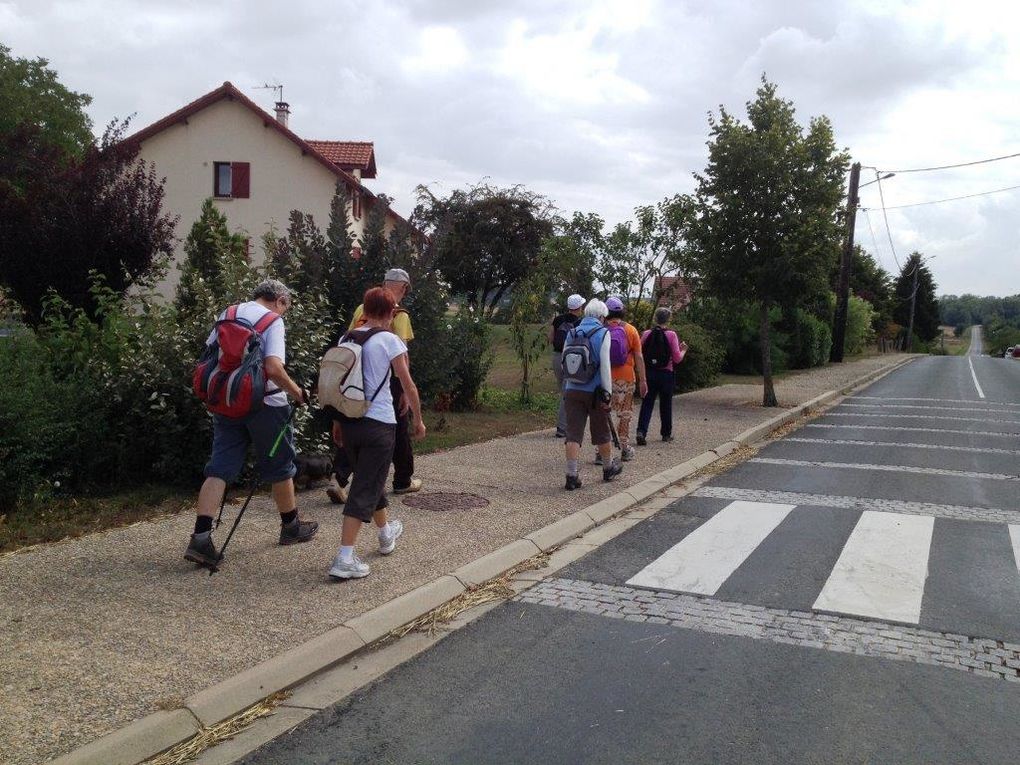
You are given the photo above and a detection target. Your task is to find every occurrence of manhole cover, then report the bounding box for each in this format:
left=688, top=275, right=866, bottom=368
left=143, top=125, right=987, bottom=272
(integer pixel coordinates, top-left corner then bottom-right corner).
left=402, top=492, right=490, bottom=512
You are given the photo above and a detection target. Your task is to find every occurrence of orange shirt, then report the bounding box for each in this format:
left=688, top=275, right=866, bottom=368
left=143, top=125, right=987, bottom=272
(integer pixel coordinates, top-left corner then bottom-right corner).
left=609, top=320, right=642, bottom=382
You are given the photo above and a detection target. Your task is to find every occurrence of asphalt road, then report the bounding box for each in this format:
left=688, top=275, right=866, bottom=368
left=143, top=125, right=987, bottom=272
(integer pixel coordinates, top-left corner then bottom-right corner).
left=244, top=334, right=1020, bottom=765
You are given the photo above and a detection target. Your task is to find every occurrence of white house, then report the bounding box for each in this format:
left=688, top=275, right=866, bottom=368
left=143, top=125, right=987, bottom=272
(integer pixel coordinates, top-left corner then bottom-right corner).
left=127, top=81, right=414, bottom=295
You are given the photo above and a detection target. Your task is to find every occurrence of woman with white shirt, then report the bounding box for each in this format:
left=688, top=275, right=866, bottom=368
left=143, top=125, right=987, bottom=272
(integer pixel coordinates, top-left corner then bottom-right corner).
left=328, top=287, right=426, bottom=580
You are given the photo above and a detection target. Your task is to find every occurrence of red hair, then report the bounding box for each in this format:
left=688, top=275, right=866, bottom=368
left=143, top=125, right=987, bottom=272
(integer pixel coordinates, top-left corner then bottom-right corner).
left=362, top=286, right=396, bottom=320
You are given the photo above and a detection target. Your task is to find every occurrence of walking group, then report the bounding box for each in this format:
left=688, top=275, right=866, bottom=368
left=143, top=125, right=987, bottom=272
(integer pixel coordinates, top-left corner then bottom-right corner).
left=551, top=295, right=687, bottom=491
left=185, top=270, right=425, bottom=581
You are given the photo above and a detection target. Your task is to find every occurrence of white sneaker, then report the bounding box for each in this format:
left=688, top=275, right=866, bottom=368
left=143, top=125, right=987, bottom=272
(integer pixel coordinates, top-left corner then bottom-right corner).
left=329, top=553, right=370, bottom=579
left=378, top=519, right=404, bottom=555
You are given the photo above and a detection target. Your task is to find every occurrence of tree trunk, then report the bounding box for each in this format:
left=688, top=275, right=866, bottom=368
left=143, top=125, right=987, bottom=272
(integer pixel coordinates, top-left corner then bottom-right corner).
left=760, top=302, right=778, bottom=407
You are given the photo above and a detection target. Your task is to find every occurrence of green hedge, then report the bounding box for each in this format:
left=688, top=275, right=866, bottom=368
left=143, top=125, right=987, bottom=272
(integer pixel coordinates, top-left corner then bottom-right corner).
left=670, top=320, right=725, bottom=393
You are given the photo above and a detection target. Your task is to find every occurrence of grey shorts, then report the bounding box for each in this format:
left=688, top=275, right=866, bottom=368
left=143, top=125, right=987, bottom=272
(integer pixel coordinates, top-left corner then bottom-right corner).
left=563, top=389, right=612, bottom=446
left=204, top=405, right=296, bottom=485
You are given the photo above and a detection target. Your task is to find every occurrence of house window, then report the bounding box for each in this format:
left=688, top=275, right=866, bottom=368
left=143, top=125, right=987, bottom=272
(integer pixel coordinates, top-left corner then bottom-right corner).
left=213, top=161, right=250, bottom=199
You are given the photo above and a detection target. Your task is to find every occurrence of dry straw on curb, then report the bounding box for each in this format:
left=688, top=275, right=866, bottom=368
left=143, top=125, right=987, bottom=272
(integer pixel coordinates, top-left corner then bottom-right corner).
left=144, top=691, right=291, bottom=765
left=389, top=552, right=552, bottom=639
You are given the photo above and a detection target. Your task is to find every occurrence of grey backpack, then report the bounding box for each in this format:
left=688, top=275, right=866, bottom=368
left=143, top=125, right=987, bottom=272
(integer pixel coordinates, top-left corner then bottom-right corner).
left=561, top=326, right=605, bottom=385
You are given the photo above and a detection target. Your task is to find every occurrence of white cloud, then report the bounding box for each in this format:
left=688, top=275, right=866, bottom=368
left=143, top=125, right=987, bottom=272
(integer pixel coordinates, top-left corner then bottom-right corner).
left=401, top=25, right=470, bottom=76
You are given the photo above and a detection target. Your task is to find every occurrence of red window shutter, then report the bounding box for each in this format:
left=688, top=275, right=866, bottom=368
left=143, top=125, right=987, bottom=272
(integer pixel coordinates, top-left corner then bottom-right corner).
left=231, top=162, right=250, bottom=198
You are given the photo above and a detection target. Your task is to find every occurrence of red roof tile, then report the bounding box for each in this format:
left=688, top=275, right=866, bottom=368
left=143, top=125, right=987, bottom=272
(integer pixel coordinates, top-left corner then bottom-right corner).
left=306, top=141, right=377, bottom=178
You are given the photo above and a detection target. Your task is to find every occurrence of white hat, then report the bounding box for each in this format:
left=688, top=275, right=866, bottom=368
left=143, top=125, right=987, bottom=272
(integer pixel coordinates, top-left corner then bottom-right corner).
left=566, top=294, right=585, bottom=310
left=384, top=268, right=411, bottom=290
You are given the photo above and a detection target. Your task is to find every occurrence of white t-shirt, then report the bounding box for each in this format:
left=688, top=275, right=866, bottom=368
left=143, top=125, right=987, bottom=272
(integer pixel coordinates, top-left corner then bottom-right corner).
left=206, top=301, right=288, bottom=407
left=347, top=328, right=408, bottom=424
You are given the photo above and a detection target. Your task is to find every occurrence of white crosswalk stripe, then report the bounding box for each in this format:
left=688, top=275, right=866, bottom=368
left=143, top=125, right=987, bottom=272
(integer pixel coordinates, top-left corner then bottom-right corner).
left=626, top=500, right=794, bottom=595
left=749, top=457, right=1019, bottom=482
left=813, top=511, right=934, bottom=623
left=853, top=396, right=1020, bottom=409
left=805, top=423, right=1020, bottom=439
left=839, top=402, right=1020, bottom=416
left=784, top=436, right=1020, bottom=457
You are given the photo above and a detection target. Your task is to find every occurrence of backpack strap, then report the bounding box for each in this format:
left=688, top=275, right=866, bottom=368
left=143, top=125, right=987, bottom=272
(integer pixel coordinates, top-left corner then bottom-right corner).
left=225, top=305, right=238, bottom=321
left=340, top=326, right=389, bottom=346
left=253, top=310, right=280, bottom=334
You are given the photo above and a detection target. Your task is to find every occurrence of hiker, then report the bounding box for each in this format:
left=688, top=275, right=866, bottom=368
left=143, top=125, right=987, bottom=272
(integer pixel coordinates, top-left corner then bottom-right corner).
left=636, top=307, right=688, bottom=445
left=549, top=293, right=586, bottom=438
left=328, top=267, right=421, bottom=504
left=185, top=279, right=319, bottom=568
left=329, top=286, right=426, bottom=580
left=561, top=299, right=622, bottom=490
left=602, top=296, right=647, bottom=463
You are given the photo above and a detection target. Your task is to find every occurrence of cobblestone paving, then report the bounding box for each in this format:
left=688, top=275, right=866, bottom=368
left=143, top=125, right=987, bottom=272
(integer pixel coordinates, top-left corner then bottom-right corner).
left=692, top=486, right=1020, bottom=525
left=518, top=578, right=1020, bottom=684
left=750, top=456, right=1020, bottom=482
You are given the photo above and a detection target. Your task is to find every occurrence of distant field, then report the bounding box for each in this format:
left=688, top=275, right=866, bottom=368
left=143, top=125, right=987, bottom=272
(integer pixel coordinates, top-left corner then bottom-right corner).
left=942, top=325, right=972, bottom=356
left=486, top=323, right=559, bottom=396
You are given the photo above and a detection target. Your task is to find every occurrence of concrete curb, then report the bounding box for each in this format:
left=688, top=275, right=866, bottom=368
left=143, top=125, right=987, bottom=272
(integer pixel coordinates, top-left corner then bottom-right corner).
left=56, top=355, right=914, bottom=764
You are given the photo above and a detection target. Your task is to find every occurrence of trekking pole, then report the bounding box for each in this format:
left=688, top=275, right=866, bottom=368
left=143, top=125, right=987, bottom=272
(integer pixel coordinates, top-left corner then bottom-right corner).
left=208, top=403, right=300, bottom=576
left=608, top=414, right=621, bottom=450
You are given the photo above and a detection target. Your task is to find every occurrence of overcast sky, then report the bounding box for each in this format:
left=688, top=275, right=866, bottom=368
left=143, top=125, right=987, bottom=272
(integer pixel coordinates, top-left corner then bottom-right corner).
left=4, top=0, right=1018, bottom=296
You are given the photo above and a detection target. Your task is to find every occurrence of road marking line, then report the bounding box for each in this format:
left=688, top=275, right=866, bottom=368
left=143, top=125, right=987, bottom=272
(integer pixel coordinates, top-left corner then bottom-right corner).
left=839, top=402, right=1014, bottom=415
left=626, top=500, right=794, bottom=595
left=853, top=396, right=1020, bottom=408
left=806, top=423, right=1020, bottom=439
left=813, top=511, right=934, bottom=624
left=784, top=436, right=1020, bottom=457
left=749, top=457, right=1019, bottom=482
left=968, top=355, right=987, bottom=399
left=826, top=412, right=1015, bottom=425
left=1010, top=526, right=1020, bottom=573
left=693, top=486, right=1020, bottom=525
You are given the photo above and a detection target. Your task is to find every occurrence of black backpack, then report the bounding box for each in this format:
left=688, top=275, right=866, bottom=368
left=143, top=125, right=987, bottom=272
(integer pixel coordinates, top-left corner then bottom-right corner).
left=642, top=326, right=671, bottom=370
left=552, top=315, right=579, bottom=352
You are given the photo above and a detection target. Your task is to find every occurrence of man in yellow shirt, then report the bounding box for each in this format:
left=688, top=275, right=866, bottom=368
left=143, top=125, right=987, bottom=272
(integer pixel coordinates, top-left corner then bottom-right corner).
left=329, top=268, right=422, bottom=501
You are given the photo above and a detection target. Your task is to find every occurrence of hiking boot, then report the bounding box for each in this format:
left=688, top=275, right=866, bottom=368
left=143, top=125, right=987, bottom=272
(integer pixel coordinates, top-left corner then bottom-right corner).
left=554, top=429, right=566, bottom=438
left=602, top=460, right=623, bottom=482
left=184, top=532, right=220, bottom=568
left=379, top=519, right=404, bottom=555
left=593, top=452, right=604, bottom=466
left=565, top=474, right=582, bottom=491
left=326, top=483, right=347, bottom=505
left=662, top=435, right=675, bottom=443
left=329, top=553, right=370, bottom=580
left=279, top=516, right=319, bottom=545
left=636, top=433, right=647, bottom=446
left=621, top=445, right=636, bottom=462
left=393, top=478, right=423, bottom=495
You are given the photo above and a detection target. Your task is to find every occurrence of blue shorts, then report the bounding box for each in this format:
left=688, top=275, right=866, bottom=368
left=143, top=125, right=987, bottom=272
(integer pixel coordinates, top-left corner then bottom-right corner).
left=204, top=405, right=297, bottom=484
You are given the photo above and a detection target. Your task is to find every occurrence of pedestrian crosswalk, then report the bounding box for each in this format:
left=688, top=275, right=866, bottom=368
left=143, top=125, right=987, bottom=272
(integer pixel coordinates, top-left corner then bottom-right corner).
left=625, top=498, right=1020, bottom=629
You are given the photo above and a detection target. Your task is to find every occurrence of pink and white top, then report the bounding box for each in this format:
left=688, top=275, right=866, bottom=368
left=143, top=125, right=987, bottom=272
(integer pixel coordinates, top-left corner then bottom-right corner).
left=640, top=328, right=687, bottom=372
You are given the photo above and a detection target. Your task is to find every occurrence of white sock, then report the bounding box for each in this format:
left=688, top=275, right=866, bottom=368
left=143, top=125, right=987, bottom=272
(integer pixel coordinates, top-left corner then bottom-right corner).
left=339, top=545, right=355, bottom=563
left=378, top=522, right=392, bottom=540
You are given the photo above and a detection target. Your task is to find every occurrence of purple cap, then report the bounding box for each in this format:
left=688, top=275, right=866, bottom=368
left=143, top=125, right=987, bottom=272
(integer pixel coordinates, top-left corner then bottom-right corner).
left=606, top=297, right=625, bottom=312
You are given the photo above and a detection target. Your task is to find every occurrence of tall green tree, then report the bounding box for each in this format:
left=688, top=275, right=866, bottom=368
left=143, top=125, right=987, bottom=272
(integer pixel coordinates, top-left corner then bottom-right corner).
left=691, top=77, right=849, bottom=406
left=893, top=252, right=940, bottom=344
left=174, top=199, right=249, bottom=311
left=0, top=44, right=93, bottom=156
left=414, top=182, right=555, bottom=317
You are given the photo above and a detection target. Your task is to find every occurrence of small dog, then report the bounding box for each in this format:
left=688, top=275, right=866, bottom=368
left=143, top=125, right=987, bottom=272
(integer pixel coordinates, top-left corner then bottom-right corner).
left=293, top=453, right=334, bottom=490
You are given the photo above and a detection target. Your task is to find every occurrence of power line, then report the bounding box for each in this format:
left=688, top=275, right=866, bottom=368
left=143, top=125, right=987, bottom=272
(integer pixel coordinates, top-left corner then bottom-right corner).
left=874, top=171, right=901, bottom=270
left=861, top=208, right=883, bottom=262
left=879, top=151, right=1020, bottom=174
left=862, top=183, right=1020, bottom=211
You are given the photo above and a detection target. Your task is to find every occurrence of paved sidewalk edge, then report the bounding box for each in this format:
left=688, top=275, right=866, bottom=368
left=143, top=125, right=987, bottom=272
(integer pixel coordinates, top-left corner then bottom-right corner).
left=51, top=355, right=914, bottom=765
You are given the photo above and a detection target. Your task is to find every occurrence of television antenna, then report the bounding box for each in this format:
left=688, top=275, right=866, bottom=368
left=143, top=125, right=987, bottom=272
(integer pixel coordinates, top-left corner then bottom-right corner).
left=253, top=82, right=284, bottom=102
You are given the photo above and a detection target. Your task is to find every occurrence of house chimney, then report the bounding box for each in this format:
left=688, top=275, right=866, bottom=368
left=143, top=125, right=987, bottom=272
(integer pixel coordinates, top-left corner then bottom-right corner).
left=274, top=101, right=290, bottom=128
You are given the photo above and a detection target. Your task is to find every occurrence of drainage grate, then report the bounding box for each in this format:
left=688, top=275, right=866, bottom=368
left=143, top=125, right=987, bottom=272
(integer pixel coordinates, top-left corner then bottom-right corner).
left=401, top=492, right=490, bottom=512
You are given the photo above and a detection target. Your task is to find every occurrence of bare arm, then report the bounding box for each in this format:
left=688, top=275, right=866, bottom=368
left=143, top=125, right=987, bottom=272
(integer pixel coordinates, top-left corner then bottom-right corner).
left=391, top=353, right=426, bottom=438
left=265, top=356, right=304, bottom=402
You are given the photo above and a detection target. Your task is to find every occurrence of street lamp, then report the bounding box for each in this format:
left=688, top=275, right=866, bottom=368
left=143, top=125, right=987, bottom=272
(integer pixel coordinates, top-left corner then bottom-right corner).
left=859, top=172, right=895, bottom=188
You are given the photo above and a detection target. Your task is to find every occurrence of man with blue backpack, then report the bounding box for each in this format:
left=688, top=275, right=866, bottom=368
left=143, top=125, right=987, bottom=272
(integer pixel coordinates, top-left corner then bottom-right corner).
left=185, top=279, right=319, bottom=569
left=560, top=299, right=623, bottom=490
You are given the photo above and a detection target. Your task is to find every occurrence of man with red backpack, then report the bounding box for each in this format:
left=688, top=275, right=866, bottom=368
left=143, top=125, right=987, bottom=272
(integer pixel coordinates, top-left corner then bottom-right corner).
left=603, top=296, right=647, bottom=463
left=185, top=279, right=319, bottom=568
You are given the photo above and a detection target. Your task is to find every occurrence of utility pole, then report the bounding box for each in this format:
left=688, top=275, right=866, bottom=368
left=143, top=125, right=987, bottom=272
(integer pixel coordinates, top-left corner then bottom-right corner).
left=906, top=262, right=919, bottom=353
left=831, top=162, right=861, bottom=362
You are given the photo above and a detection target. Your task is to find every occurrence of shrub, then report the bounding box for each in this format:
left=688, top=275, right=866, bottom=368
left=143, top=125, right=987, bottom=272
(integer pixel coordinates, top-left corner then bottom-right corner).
left=670, top=320, right=725, bottom=393
left=844, top=295, right=876, bottom=355
left=785, top=308, right=832, bottom=369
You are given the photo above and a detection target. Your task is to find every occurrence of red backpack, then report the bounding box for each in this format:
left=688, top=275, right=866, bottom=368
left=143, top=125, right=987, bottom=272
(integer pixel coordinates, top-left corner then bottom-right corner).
left=193, top=305, right=280, bottom=419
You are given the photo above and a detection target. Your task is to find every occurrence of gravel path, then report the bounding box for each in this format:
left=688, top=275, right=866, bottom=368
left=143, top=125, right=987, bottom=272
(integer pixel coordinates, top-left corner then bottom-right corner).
left=0, top=354, right=907, bottom=764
